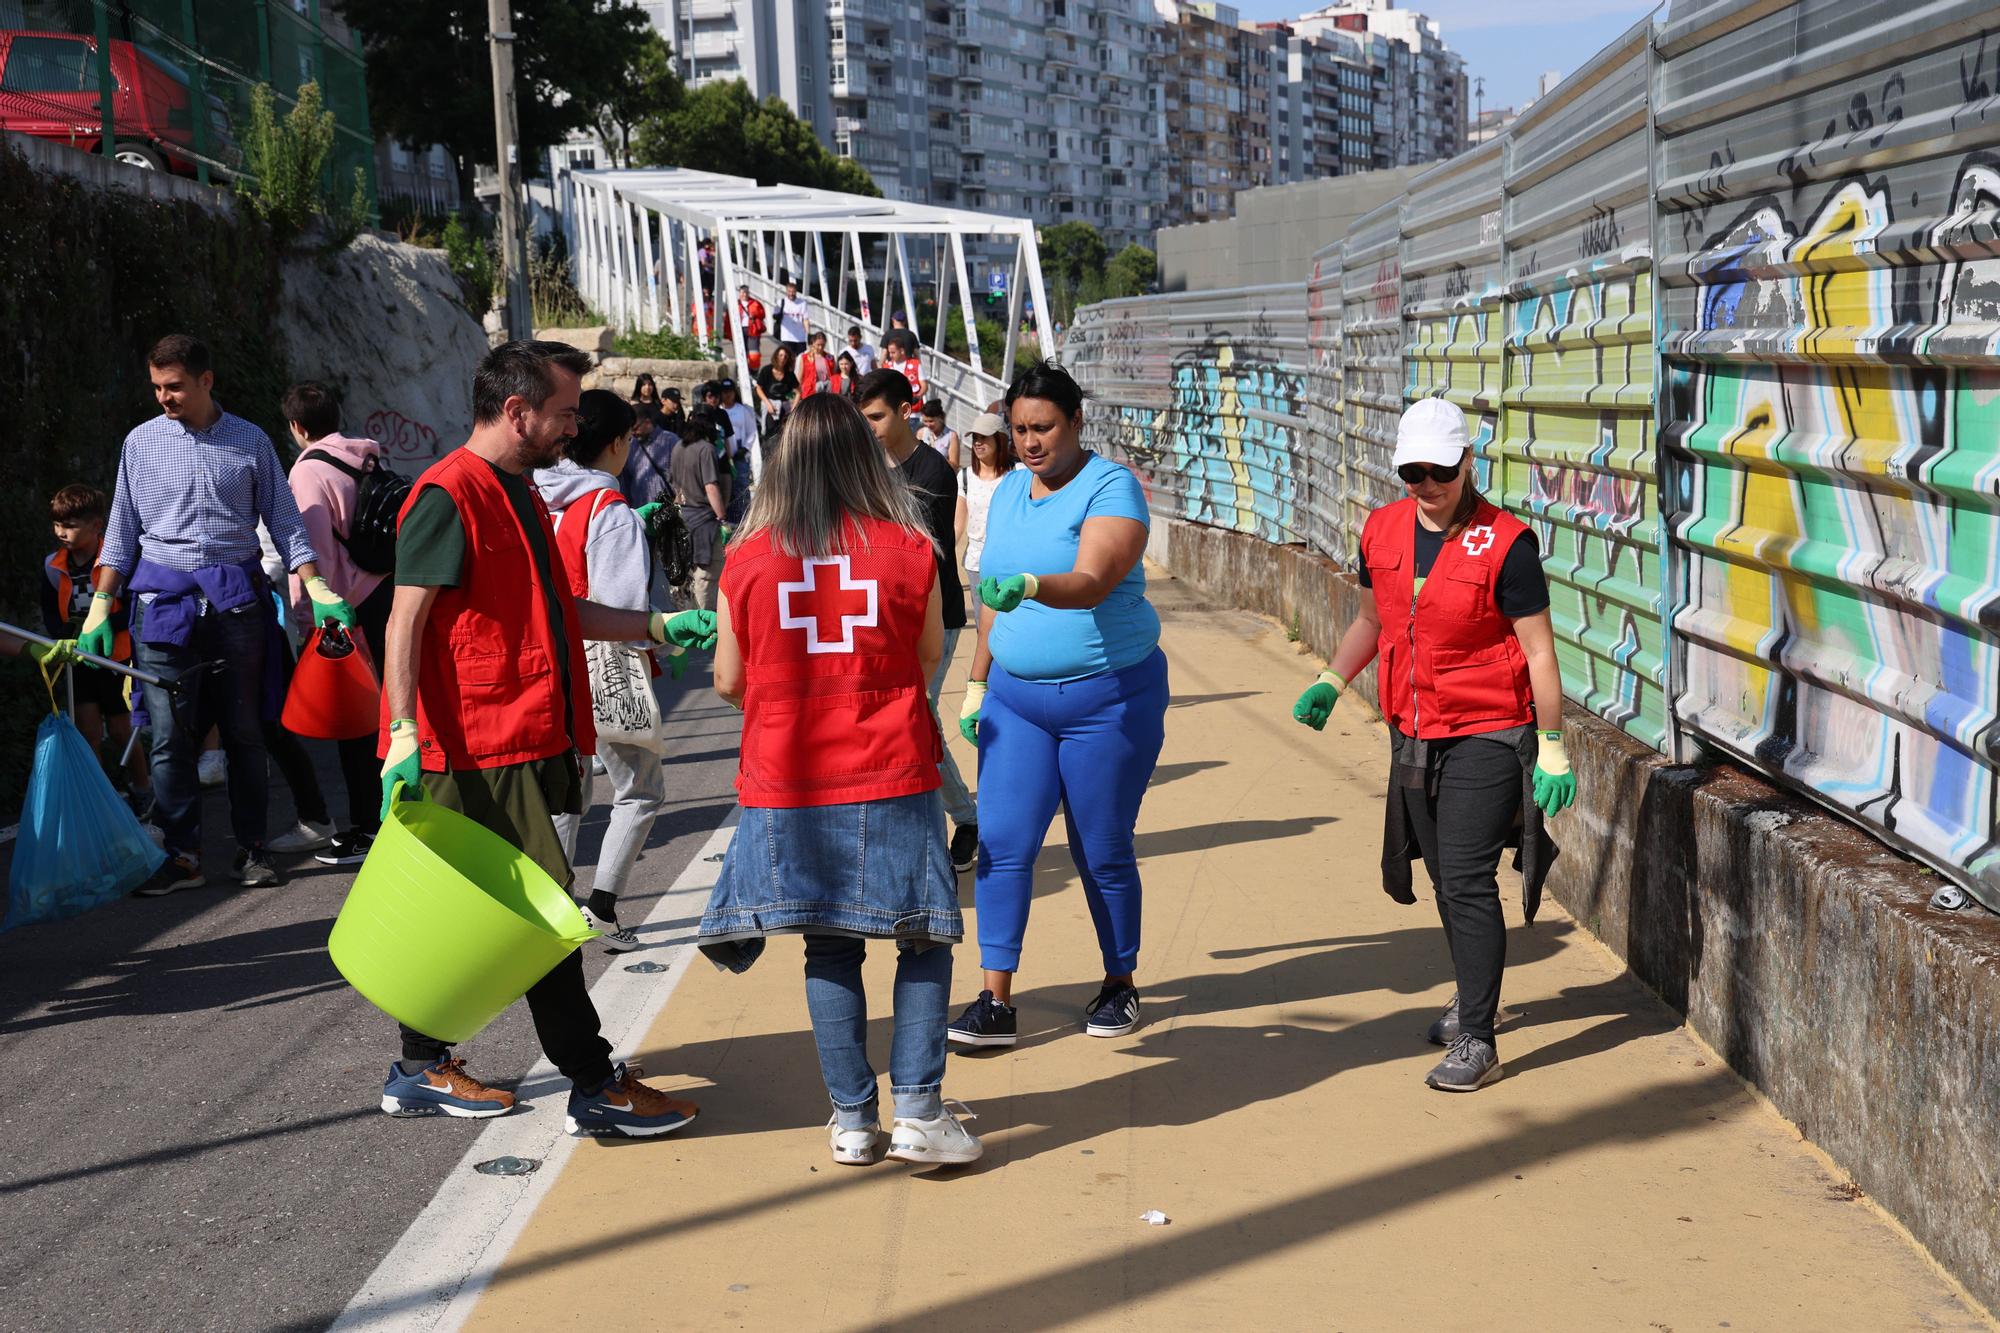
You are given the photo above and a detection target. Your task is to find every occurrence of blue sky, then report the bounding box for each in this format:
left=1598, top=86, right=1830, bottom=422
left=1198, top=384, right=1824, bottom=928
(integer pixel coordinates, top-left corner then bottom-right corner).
left=1237, top=1, right=1661, bottom=114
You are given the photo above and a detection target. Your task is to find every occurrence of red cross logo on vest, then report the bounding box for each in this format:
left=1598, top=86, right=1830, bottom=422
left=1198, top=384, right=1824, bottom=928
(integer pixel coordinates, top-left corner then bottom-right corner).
left=1460, top=524, right=1496, bottom=558
left=777, top=556, right=879, bottom=654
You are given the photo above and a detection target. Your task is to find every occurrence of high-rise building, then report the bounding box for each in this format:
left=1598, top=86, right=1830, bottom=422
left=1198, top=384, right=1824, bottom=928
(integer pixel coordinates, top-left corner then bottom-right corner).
left=1259, top=19, right=1380, bottom=183
left=1291, top=1, right=1466, bottom=165
left=1155, top=1, right=1272, bottom=226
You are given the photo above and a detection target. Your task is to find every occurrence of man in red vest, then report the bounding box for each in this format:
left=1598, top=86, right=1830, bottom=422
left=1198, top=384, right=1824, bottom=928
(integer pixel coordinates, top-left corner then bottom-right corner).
left=373, top=340, right=718, bottom=1137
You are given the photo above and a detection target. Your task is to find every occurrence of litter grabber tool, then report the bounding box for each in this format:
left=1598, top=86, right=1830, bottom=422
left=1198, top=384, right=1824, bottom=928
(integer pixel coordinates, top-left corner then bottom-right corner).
left=0, top=619, right=201, bottom=697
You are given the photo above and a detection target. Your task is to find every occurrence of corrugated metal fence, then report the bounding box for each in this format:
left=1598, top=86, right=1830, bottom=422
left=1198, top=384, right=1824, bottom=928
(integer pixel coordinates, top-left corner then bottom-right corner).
left=1064, top=0, right=2000, bottom=910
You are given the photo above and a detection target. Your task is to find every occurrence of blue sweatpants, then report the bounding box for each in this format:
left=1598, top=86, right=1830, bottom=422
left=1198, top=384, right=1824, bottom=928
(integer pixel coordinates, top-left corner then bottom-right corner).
left=974, top=649, right=1169, bottom=976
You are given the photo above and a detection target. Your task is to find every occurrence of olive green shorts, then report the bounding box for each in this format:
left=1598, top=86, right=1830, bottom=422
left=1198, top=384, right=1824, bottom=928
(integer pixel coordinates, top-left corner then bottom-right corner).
left=421, top=750, right=584, bottom=888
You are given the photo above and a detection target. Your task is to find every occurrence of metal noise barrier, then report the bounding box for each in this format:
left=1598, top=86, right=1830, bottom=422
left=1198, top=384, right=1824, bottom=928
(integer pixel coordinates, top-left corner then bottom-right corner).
left=1067, top=0, right=2000, bottom=912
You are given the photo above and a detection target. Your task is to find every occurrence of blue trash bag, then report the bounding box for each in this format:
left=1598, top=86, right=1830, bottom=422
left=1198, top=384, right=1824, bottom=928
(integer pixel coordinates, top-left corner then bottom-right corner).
left=4, top=710, right=166, bottom=931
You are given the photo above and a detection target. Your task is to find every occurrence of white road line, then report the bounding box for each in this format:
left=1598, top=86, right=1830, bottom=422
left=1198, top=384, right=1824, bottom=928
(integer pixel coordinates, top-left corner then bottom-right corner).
left=328, top=819, right=736, bottom=1333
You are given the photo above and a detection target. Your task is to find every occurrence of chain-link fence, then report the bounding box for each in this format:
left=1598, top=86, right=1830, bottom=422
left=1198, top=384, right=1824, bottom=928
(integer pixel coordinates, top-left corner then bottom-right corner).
left=0, top=0, right=373, bottom=208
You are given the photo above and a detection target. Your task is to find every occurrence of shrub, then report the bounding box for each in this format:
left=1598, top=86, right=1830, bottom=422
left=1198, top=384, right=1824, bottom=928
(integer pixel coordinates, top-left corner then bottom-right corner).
left=239, top=82, right=368, bottom=246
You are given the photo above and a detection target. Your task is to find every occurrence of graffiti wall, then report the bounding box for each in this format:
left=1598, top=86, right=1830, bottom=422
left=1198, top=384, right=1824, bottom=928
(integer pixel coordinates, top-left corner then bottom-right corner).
left=1657, top=0, right=2000, bottom=904
left=1066, top=285, right=1312, bottom=549
left=1068, top=0, right=2000, bottom=907
left=1500, top=20, right=1666, bottom=748
left=1402, top=140, right=1505, bottom=494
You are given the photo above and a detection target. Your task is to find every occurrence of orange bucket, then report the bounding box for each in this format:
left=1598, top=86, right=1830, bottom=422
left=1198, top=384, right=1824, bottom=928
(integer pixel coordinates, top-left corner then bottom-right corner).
left=282, top=624, right=381, bottom=740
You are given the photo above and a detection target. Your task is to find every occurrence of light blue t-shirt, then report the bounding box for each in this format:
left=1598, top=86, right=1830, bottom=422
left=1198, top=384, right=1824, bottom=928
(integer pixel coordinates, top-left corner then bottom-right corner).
left=982, top=453, right=1159, bottom=682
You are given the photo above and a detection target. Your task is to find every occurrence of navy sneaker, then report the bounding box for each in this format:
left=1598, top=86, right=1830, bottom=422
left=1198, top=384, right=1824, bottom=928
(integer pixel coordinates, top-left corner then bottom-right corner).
left=565, top=1062, right=699, bottom=1137
left=947, top=990, right=1018, bottom=1048
left=380, top=1057, right=516, bottom=1118
left=1084, top=982, right=1140, bottom=1038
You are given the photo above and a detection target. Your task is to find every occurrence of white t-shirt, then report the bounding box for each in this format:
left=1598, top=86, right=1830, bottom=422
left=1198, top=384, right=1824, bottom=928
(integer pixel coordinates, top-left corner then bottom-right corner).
left=923, top=427, right=959, bottom=461
left=846, top=341, right=878, bottom=374
left=777, top=296, right=810, bottom=344
left=957, top=463, right=1022, bottom=575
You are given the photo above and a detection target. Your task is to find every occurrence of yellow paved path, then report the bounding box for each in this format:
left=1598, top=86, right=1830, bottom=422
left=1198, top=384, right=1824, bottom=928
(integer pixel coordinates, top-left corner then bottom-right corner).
left=466, top=573, right=1988, bottom=1332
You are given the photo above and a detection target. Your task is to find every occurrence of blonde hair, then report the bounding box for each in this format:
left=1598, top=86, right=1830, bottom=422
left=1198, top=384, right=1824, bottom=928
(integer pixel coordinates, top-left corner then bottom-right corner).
left=739, top=394, right=935, bottom=559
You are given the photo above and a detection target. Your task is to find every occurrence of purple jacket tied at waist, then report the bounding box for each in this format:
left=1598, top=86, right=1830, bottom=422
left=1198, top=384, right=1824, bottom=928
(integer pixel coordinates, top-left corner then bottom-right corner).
left=130, top=557, right=286, bottom=719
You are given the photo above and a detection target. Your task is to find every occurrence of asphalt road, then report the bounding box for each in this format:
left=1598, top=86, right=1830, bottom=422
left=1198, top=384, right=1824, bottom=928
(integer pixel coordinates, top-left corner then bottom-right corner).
left=0, top=664, right=743, bottom=1333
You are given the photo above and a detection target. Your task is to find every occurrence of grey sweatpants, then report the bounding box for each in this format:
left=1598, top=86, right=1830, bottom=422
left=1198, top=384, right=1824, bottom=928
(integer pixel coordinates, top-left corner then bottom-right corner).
left=554, top=739, right=666, bottom=902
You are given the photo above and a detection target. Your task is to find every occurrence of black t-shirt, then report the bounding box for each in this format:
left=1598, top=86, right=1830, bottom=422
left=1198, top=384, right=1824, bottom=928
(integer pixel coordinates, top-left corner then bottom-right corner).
left=895, top=443, right=967, bottom=630
left=395, top=460, right=577, bottom=741
left=756, top=366, right=799, bottom=404
left=1358, top=513, right=1550, bottom=619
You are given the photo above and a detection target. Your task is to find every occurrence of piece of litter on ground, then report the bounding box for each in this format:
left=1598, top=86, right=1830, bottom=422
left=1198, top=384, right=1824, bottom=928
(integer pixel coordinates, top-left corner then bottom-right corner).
left=1139, top=1210, right=1169, bottom=1226
left=704, top=852, right=726, bottom=862
left=625, top=961, right=669, bottom=973
left=728, top=1284, right=749, bottom=1293
left=474, top=1156, right=539, bottom=1176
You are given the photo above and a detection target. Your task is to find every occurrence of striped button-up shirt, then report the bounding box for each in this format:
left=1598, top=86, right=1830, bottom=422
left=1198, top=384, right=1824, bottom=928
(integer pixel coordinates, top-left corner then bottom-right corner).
left=100, top=409, right=319, bottom=576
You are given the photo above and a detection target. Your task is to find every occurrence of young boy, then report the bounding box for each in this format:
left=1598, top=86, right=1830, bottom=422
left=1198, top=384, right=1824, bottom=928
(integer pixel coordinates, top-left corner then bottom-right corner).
left=40, top=484, right=151, bottom=808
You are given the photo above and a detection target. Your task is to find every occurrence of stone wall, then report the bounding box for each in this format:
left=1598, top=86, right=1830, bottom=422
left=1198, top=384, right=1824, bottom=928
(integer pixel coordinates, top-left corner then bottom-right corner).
left=1146, top=516, right=2000, bottom=1315
left=278, top=234, right=488, bottom=468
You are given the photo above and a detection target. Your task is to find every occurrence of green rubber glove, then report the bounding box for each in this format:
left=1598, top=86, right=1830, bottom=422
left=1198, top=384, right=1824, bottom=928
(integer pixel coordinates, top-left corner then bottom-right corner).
left=305, top=575, right=357, bottom=628
left=380, top=719, right=422, bottom=822
left=650, top=609, right=717, bottom=650
left=1292, top=671, right=1345, bottom=731
left=664, top=646, right=689, bottom=680
left=1532, top=730, right=1576, bottom=817
left=719, top=524, right=735, bottom=545
left=978, top=572, right=1039, bottom=613
left=78, top=591, right=116, bottom=658
left=958, top=679, right=987, bottom=745
left=634, top=501, right=666, bottom=533
left=25, top=639, right=79, bottom=670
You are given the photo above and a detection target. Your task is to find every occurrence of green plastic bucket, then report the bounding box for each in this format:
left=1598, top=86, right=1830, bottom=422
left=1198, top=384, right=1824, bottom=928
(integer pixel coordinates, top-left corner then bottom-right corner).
left=328, top=793, right=597, bottom=1043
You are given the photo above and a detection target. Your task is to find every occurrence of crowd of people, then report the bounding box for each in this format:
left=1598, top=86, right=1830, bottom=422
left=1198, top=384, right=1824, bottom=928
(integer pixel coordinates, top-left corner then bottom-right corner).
left=20, top=317, right=1576, bottom=1163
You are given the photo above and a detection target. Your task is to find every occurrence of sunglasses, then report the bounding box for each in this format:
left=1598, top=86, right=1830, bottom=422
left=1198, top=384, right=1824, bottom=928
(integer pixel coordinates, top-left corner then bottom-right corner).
left=1398, top=460, right=1463, bottom=486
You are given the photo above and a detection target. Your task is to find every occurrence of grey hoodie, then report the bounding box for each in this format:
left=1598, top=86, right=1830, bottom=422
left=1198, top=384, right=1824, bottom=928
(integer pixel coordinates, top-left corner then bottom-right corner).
left=532, top=458, right=652, bottom=616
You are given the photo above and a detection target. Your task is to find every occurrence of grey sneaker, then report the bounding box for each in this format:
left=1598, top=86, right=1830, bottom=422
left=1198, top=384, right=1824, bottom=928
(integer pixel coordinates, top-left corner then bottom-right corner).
left=1426, top=993, right=1460, bottom=1046
left=1426, top=1034, right=1502, bottom=1092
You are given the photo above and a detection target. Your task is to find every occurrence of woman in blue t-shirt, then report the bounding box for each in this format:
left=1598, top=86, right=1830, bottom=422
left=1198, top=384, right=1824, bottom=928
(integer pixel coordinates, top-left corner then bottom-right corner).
left=946, top=365, right=1168, bottom=1050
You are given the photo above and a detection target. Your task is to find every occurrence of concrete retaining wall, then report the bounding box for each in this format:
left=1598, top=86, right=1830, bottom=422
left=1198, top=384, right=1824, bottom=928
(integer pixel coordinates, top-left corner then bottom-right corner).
left=1148, top=515, right=2000, bottom=1315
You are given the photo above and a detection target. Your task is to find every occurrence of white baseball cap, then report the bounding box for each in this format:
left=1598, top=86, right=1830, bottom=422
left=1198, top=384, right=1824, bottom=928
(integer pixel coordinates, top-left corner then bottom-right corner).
left=1393, top=398, right=1469, bottom=469
left=970, top=412, right=1006, bottom=437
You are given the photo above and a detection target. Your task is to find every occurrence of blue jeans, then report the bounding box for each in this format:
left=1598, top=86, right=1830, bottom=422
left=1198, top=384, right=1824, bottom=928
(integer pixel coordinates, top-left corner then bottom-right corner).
left=975, top=649, right=1168, bottom=976
left=803, top=934, right=951, bottom=1128
left=134, top=601, right=271, bottom=858
left=927, top=627, right=976, bottom=826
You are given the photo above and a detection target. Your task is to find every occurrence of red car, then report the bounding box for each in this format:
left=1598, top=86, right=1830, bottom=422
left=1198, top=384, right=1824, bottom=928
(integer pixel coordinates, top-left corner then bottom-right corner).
left=0, top=29, right=237, bottom=177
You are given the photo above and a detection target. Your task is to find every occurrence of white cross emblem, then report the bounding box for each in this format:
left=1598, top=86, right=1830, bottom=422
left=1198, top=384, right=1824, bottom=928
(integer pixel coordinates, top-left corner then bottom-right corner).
left=1460, top=524, right=1495, bottom=558
left=777, top=556, right=879, bottom=654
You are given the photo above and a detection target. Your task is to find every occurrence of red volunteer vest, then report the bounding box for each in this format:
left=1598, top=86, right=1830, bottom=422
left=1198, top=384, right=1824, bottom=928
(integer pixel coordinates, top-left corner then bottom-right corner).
left=550, top=486, right=623, bottom=600
left=721, top=517, right=941, bottom=808
left=383, top=448, right=597, bottom=770
left=1361, top=497, right=1536, bottom=740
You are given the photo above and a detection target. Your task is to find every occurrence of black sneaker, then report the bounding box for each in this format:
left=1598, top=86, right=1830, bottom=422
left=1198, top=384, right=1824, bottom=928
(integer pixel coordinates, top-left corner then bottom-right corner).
left=315, top=830, right=375, bottom=866
left=946, top=990, right=1018, bottom=1048
left=1426, top=993, right=1460, bottom=1046
left=948, top=823, right=979, bottom=874
left=1083, top=982, right=1140, bottom=1038
left=233, top=847, right=279, bottom=887
left=1425, top=1034, right=1503, bottom=1092
left=135, top=852, right=204, bottom=897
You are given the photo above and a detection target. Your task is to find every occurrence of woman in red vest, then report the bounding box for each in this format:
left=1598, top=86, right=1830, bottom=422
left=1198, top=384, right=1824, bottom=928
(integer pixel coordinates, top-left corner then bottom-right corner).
left=1291, top=398, right=1577, bottom=1094
left=697, top=393, right=981, bottom=1168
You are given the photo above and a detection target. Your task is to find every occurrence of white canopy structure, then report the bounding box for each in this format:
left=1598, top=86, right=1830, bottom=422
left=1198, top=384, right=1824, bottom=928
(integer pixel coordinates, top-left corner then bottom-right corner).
left=563, top=168, right=1053, bottom=431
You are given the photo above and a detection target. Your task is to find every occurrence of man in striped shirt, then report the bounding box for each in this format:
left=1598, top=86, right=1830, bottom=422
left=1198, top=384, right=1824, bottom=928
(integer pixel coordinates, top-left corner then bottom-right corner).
left=82, top=334, right=355, bottom=894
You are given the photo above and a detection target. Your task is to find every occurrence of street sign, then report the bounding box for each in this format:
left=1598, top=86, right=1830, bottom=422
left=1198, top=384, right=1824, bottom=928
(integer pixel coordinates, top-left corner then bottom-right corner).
left=988, top=268, right=1007, bottom=295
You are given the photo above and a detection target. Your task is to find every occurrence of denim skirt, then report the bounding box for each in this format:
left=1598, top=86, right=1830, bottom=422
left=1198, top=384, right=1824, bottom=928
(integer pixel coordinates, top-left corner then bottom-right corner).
left=698, top=788, right=962, bottom=973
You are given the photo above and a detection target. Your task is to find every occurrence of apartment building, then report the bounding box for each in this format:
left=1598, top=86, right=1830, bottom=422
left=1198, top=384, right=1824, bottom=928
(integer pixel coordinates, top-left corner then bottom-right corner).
left=1155, top=1, right=1272, bottom=226
left=1260, top=20, right=1380, bottom=183
left=1292, top=0, right=1465, bottom=166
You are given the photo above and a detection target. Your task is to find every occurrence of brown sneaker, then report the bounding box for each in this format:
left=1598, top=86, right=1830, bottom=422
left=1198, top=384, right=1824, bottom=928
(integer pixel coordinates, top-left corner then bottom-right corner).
left=565, top=1062, right=699, bottom=1137
left=380, top=1057, right=517, bottom=1118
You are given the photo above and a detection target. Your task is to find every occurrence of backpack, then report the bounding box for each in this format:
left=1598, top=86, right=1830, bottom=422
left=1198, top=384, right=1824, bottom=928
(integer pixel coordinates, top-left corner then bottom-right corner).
left=300, top=449, right=413, bottom=574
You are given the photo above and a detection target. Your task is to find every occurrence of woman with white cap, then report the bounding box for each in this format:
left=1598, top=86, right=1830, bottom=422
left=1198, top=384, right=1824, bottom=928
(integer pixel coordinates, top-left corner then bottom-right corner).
left=953, top=410, right=1020, bottom=593
left=1291, top=398, right=1575, bottom=1093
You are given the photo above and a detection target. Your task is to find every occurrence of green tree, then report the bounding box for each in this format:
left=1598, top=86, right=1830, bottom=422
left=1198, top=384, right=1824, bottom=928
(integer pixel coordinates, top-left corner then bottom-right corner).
left=1104, top=242, right=1158, bottom=298
left=633, top=80, right=881, bottom=196
left=1038, top=221, right=1111, bottom=324
left=239, top=81, right=368, bottom=244
left=342, top=0, right=649, bottom=202
left=594, top=30, right=682, bottom=168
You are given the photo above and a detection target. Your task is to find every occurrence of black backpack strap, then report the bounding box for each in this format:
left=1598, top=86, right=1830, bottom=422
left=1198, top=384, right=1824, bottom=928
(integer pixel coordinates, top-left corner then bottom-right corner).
left=299, top=448, right=371, bottom=481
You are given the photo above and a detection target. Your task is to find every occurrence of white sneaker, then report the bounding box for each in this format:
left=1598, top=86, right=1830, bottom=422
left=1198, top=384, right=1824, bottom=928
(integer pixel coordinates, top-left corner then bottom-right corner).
left=267, top=819, right=336, bottom=854
left=886, top=1100, right=983, bottom=1166
left=580, top=903, right=641, bottom=952
left=828, top=1116, right=879, bottom=1166
left=197, top=751, right=227, bottom=787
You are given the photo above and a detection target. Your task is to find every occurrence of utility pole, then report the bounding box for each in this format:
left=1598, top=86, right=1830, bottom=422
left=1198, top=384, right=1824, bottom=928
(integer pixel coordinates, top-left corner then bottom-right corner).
left=488, top=0, right=532, bottom=340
